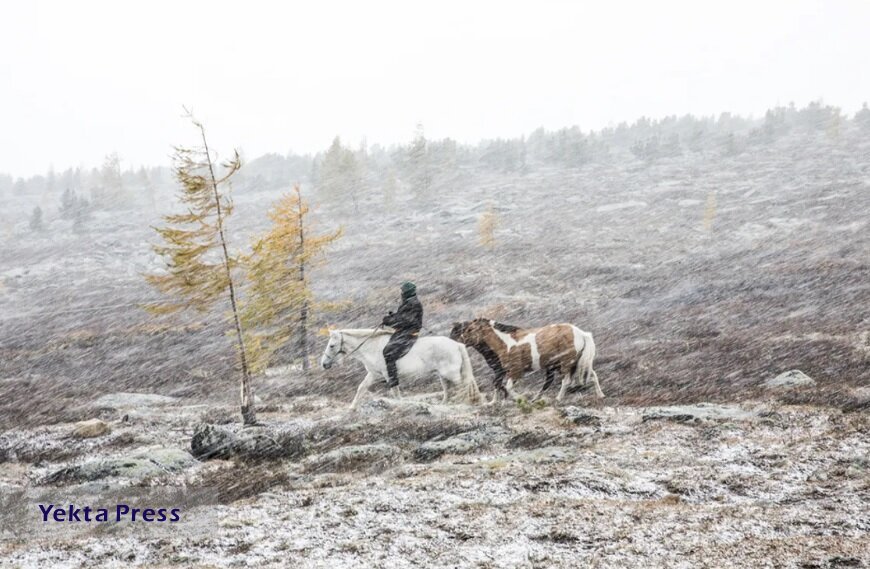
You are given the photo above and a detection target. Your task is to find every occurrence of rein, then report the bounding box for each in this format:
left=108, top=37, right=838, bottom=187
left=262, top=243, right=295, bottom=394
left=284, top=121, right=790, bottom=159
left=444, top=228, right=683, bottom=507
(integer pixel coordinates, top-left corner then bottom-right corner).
left=340, top=326, right=384, bottom=358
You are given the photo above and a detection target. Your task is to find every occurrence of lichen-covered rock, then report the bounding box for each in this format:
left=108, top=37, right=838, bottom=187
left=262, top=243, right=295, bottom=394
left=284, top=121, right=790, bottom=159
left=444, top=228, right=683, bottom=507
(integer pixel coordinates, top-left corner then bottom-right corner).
left=560, top=407, right=603, bottom=427
left=356, top=398, right=434, bottom=418
left=41, top=447, right=196, bottom=485
left=303, top=444, right=402, bottom=473
left=71, top=418, right=110, bottom=438
left=763, top=370, right=816, bottom=389
left=190, top=424, right=305, bottom=461
left=190, top=424, right=237, bottom=460
left=414, top=427, right=511, bottom=462
left=140, top=447, right=198, bottom=471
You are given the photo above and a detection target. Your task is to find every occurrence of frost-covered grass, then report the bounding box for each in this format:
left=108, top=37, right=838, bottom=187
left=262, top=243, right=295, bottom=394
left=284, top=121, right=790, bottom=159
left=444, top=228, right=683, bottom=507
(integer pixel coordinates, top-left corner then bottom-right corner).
left=0, top=127, right=867, bottom=566
left=1, top=129, right=867, bottom=431
left=0, top=396, right=867, bottom=567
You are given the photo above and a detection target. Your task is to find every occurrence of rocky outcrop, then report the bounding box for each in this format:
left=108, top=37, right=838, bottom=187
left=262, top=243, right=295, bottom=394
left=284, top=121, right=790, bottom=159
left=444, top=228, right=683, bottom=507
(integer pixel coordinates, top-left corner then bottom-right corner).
left=763, top=370, right=816, bottom=389
left=413, top=427, right=511, bottom=462
left=303, top=444, right=402, bottom=473
left=41, top=447, right=196, bottom=485
left=71, top=418, right=111, bottom=438
left=190, top=424, right=305, bottom=461
left=560, top=407, right=603, bottom=427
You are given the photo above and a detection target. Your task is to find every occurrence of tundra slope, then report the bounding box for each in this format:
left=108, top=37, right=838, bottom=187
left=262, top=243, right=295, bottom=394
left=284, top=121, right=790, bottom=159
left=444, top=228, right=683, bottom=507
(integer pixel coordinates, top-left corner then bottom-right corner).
left=0, top=393, right=867, bottom=567
left=1, top=129, right=867, bottom=426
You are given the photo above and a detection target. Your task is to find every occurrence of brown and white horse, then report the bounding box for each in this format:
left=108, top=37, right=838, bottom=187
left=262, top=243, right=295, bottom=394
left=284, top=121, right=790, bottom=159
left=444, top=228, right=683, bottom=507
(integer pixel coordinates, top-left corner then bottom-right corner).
left=450, top=319, right=603, bottom=403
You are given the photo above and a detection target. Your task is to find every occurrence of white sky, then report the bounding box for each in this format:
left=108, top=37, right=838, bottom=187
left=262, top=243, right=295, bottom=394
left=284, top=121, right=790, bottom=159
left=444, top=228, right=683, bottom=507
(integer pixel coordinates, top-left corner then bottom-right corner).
left=1, top=0, right=868, bottom=177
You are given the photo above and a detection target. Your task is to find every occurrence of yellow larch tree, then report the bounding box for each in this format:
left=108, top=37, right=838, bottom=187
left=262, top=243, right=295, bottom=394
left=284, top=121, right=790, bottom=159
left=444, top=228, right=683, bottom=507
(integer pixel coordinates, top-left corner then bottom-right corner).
left=241, top=184, right=342, bottom=374
left=145, top=113, right=257, bottom=425
left=479, top=205, right=498, bottom=249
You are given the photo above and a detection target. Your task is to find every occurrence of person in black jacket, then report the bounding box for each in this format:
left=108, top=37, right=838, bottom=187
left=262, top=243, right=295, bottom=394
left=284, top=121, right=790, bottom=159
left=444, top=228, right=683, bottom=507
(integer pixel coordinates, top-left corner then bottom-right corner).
left=382, top=281, right=423, bottom=388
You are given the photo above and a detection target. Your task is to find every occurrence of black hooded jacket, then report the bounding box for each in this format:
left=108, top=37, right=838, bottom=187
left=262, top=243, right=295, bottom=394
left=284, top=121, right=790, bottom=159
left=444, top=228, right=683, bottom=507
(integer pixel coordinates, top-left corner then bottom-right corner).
left=382, top=294, right=423, bottom=333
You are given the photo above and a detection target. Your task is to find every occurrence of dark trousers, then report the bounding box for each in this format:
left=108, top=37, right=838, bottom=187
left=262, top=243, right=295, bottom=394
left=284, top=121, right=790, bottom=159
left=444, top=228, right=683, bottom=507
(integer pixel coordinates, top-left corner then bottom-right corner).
left=383, top=331, right=417, bottom=387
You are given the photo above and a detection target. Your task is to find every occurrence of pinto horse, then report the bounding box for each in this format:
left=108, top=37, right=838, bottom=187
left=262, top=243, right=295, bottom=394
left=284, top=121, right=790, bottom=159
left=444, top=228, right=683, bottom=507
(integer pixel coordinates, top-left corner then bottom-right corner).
left=450, top=319, right=603, bottom=403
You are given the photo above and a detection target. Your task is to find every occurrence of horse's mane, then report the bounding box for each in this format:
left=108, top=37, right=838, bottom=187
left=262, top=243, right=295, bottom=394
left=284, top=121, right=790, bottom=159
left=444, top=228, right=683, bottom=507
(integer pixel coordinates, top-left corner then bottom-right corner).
left=490, top=321, right=521, bottom=333
left=338, top=328, right=394, bottom=337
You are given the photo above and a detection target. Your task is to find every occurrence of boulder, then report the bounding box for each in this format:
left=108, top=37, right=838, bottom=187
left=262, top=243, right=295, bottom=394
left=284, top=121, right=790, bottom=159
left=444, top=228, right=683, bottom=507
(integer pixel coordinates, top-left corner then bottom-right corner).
left=843, top=387, right=870, bottom=413
left=141, top=447, right=198, bottom=471
left=72, top=419, right=111, bottom=439
left=560, top=407, right=603, bottom=427
left=190, top=424, right=237, bottom=460
left=303, top=444, right=402, bottom=473
left=41, top=447, right=196, bottom=485
left=356, top=398, right=433, bottom=418
left=190, top=424, right=305, bottom=461
left=763, top=370, right=816, bottom=389
left=414, top=427, right=510, bottom=462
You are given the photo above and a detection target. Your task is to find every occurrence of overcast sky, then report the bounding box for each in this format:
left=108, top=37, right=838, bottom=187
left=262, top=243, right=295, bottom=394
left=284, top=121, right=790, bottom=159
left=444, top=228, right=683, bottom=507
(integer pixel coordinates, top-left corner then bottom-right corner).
left=1, top=0, right=868, bottom=177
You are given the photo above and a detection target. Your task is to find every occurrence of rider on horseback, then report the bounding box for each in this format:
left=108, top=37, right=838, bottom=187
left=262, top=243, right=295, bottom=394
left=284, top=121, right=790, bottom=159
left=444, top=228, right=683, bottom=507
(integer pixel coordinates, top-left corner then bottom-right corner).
left=382, top=281, right=423, bottom=387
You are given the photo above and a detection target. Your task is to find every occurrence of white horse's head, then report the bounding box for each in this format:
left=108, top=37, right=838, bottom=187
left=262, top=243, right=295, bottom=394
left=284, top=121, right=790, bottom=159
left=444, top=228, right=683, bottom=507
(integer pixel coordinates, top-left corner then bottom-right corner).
left=320, top=330, right=343, bottom=369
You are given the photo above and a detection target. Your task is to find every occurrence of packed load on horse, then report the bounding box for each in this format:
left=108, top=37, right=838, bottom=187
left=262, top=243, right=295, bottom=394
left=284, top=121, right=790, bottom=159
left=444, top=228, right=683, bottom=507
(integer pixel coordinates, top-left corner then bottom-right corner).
left=450, top=319, right=603, bottom=403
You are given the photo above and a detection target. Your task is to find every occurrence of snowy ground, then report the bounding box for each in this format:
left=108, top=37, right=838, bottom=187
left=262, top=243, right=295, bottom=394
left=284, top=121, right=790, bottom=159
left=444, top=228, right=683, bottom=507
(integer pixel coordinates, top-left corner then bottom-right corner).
left=2, top=133, right=868, bottom=432
left=1, top=130, right=868, bottom=566
left=0, top=389, right=867, bottom=568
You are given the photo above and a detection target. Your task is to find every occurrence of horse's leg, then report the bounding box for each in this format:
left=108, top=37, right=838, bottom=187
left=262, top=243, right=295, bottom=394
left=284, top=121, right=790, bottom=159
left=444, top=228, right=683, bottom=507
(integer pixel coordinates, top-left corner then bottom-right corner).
left=505, top=377, right=522, bottom=401
left=590, top=369, right=604, bottom=398
left=556, top=372, right=572, bottom=403
left=350, top=372, right=376, bottom=410
left=487, top=382, right=502, bottom=406
left=438, top=374, right=449, bottom=403
left=494, top=371, right=509, bottom=403
left=535, top=367, right=556, bottom=400
left=390, top=385, right=403, bottom=400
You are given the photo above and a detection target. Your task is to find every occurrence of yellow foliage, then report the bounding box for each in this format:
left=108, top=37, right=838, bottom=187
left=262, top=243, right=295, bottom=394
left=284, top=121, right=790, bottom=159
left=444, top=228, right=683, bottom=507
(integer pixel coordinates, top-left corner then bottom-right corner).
left=702, top=192, right=717, bottom=232
left=145, top=145, right=241, bottom=314
left=241, top=184, right=342, bottom=373
left=479, top=206, right=498, bottom=249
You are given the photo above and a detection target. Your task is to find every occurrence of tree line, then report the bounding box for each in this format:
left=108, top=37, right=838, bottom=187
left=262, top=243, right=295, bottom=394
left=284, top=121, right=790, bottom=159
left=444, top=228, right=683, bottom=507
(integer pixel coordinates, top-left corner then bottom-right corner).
left=7, top=100, right=869, bottom=208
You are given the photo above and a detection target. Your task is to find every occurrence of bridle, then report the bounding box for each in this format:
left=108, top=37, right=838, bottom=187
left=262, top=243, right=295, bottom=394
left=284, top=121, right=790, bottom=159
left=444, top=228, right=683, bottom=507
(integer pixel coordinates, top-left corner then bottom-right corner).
left=334, top=326, right=384, bottom=359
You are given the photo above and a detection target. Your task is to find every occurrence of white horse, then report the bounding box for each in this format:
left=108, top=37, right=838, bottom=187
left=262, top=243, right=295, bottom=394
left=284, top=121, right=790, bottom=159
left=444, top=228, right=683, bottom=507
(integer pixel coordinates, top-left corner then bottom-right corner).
left=320, top=328, right=483, bottom=409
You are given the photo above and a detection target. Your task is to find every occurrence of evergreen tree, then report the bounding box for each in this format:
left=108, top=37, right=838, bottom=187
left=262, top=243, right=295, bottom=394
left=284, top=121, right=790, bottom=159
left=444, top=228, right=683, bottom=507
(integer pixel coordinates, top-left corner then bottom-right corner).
left=93, top=153, right=126, bottom=208
left=241, top=184, right=342, bottom=373
left=60, top=187, right=91, bottom=229
left=383, top=169, right=398, bottom=210
left=318, top=136, right=361, bottom=208
left=854, top=102, right=870, bottom=132
left=71, top=196, right=91, bottom=233
left=407, top=123, right=430, bottom=197
left=146, top=114, right=257, bottom=425
left=60, top=188, right=77, bottom=218
left=29, top=206, right=43, bottom=232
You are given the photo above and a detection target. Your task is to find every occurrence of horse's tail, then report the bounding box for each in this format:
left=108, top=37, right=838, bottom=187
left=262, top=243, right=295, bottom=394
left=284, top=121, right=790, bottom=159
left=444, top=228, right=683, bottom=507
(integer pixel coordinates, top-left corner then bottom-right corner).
left=572, top=328, right=604, bottom=398
left=459, top=343, right=483, bottom=404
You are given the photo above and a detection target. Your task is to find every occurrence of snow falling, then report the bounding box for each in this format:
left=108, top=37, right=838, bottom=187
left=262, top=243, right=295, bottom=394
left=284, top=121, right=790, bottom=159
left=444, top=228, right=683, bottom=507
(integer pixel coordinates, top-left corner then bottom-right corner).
left=1, top=3, right=869, bottom=568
